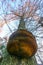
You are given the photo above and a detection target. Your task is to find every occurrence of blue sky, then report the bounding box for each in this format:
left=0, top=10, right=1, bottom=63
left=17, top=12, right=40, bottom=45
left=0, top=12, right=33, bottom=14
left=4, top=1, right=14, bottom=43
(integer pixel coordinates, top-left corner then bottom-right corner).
left=0, top=0, right=22, bottom=15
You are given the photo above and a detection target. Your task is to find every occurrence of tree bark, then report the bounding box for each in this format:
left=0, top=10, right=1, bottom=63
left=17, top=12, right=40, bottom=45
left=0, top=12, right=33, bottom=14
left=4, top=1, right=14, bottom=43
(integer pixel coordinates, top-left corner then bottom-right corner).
left=18, top=17, right=25, bottom=30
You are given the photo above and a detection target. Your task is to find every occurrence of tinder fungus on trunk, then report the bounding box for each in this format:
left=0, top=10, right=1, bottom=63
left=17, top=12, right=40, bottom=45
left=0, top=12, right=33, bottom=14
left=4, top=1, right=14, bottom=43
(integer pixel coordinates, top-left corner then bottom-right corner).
left=7, top=29, right=37, bottom=58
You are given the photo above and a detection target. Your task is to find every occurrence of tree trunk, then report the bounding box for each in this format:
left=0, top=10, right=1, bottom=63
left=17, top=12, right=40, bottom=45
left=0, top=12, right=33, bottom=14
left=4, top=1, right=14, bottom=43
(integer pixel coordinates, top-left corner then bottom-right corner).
left=18, top=18, right=25, bottom=30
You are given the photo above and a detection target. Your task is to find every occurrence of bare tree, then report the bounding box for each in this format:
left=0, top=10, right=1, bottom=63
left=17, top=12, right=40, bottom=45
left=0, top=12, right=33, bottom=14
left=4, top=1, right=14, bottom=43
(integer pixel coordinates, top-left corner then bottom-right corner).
left=0, top=0, right=43, bottom=65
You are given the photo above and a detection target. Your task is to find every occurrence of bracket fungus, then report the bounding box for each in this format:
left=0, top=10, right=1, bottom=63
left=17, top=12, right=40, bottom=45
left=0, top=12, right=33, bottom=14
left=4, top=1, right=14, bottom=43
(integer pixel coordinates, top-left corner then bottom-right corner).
left=7, top=29, right=37, bottom=58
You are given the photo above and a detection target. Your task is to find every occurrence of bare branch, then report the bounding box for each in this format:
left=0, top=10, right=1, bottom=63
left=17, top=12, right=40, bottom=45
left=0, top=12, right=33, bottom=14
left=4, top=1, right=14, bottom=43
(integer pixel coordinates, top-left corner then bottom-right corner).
left=0, top=0, right=43, bottom=28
